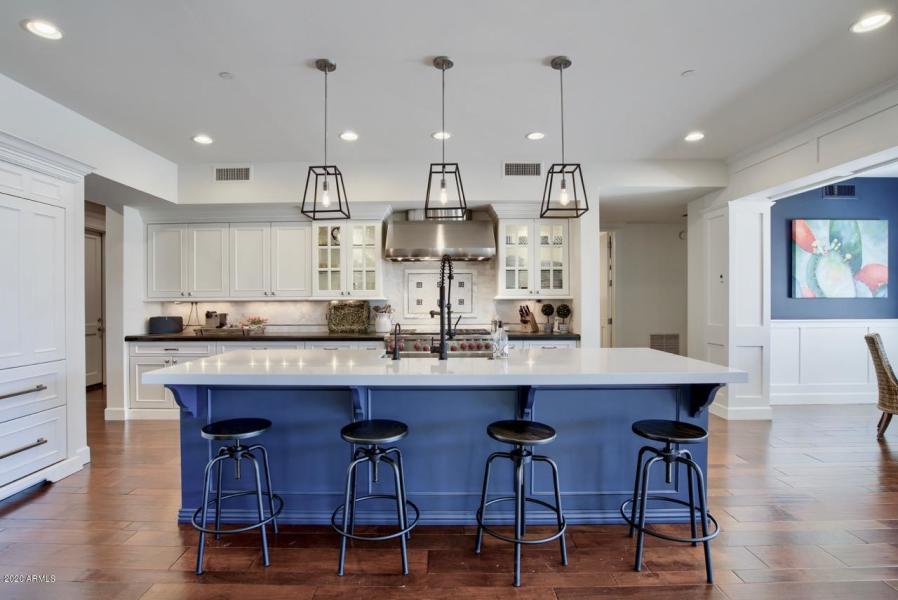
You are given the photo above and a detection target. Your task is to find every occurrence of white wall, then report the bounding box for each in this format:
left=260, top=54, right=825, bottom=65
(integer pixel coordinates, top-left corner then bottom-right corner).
left=0, top=74, right=178, bottom=202
left=688, top=81, right=898, bottom=419
left=609, top=224, right=687, bottom=351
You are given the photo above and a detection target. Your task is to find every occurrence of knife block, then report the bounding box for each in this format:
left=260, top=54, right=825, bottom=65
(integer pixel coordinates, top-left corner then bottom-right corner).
left=521, top=317, right=540, bottom=333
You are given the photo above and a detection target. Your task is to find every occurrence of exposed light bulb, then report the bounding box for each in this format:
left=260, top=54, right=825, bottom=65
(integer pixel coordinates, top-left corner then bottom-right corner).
left=559, top=178, right=570, bottom=206
left=321, top=180, right=331, bottom=207
left=439, top=178, right=448, bottom=205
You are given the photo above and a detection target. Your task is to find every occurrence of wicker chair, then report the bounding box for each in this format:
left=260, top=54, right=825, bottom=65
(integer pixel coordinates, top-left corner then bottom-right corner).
left=865, top=333, right=898, bottom=440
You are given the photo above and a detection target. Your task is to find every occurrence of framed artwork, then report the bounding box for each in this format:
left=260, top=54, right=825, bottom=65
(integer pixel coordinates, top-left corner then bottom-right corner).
left=792, top=219, right=888, bottom=298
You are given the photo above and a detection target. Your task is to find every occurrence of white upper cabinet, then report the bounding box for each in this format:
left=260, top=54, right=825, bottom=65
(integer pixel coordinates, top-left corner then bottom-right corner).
left=229, top=224, right=271, bottom=297
left=187, top=224, right=229, bottom=298
left=497, top=219, right=570, bottom=298
left=0, top=193, right=66, bottom=369
left=313, top=221, right=382, bottom=298
left=147, top=224, right=187, bottom=299
left=270, top=223, right=310, bottom=298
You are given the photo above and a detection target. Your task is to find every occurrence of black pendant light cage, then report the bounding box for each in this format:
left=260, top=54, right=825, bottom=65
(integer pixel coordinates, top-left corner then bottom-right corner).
left=425, top=56, right=468, bottom=220
left=540, top=56, right=589, bottom=219
left=301, top=59, right=351, bottom=220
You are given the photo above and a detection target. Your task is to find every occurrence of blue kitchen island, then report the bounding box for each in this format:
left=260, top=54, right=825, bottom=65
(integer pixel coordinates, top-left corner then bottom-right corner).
left=144, top=347, right=746, bottom=526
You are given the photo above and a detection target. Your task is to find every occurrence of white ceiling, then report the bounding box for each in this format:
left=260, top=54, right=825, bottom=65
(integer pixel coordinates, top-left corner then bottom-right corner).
left=2, top=0, right=898, bottom=221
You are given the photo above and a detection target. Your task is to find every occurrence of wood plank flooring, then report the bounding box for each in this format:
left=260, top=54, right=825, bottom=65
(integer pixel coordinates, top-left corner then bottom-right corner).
left=2, top=390, right=898, bottom=598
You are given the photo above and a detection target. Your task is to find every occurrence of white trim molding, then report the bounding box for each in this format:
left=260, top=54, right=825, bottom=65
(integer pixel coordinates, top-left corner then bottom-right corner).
left=770, top=319, right=897, bottom=405
left=0, top=130, right=94, bottom=182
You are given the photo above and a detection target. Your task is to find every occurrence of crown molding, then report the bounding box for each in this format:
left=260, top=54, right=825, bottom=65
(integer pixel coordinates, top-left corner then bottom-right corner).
left=0, top=130, right=94, bottom=182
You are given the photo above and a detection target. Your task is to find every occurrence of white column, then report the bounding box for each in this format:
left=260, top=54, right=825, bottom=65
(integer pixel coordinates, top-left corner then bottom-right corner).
left=573, top=198, right=601, bottom=348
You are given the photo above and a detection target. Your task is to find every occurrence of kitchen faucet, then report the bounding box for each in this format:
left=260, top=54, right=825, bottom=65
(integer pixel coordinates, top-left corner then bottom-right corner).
left=428, top=255, right=454, bottom=360
left=391, top=323, right=402, bottom=361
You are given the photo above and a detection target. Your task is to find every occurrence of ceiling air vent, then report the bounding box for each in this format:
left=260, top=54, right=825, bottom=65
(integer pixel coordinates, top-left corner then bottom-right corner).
left=504, top=162, right=541, bottom=177
left=650, top=334, right=680, bottom=355
left=214, top=166, right=252, bottom=182
left=822, top=183, right=856, bottom=198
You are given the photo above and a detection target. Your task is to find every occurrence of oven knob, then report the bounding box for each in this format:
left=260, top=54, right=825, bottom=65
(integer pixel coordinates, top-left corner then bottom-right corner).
left=450, top=345, right=457, bottom=352
left=460, top=342, right=468, bottom=350
left=485, top=342, right=493, bottom=351
left=475, top=342, right=483, bottom=350
left=387, top=343, right=394, bottom=351
left=413, top=342, right=420, bottom=351
left=399, top=343, right=406, bottom=350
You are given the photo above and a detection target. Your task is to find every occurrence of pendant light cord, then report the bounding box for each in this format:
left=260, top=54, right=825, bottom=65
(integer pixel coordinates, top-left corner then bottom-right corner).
left=441, top=65, right=446, bottom=168
left=559, top=67, right=565, bottom=165
left=323, top=68, right=328, bottom=166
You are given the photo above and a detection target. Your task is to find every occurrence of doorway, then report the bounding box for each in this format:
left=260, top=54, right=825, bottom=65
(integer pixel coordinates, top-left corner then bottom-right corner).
left=85, top=229, right=105, bottom=388
left=598, top=232, right=614, bottom=347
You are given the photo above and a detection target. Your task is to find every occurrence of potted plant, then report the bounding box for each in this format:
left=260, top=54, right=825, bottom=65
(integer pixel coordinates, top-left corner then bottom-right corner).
left=540, top=303, right=555, bottom=334
left=241, top=315, right=268, bottom=334
left=372, top=304, right=394, bottom=334
left=556, top=304, right=572, bottom=333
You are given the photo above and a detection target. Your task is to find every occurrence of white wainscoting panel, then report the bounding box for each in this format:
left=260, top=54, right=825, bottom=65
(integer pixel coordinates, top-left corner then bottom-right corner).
left=770, top=320, right=898, bottom=405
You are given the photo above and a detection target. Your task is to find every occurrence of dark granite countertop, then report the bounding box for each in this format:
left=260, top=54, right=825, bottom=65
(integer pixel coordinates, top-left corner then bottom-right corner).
left=125, top=331, right=581, bottom=342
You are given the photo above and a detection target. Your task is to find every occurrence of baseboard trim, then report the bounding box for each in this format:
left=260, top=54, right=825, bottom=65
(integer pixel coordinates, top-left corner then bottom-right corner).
left=770, top=392, right=876, bottom=406
left=710, top=401, right=773, bottom=421
left=104, top=407, right=126, bottom=421
left=0, top=455, right=87, bottom=500
left=125, top=408, right=181, bottom=420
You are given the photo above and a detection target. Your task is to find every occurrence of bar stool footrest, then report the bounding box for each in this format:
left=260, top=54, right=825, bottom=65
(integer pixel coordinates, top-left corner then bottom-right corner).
left=620, top=496, right=719, bottom=544
left=191, top=490, right=283, bottom=535
left=476, top=496, right=567, bottom=545
left=331, top=494, right=420, bottom=542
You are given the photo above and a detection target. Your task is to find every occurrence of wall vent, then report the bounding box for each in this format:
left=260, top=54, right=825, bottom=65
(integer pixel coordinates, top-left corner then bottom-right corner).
left=822, top=184, right=856, bottom=198
left=503, top=162, right=541, bottom=177
left=649, top=334, right=680, bottom=355
left=214, top=166, right=252, bottom=182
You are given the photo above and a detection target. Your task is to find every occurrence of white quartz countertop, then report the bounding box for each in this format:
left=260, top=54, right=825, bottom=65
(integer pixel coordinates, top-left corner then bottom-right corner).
left=142, top=348, right=747, bottom=387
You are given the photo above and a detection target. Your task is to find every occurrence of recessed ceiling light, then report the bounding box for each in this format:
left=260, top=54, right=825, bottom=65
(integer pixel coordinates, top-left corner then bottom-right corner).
left=684, top=131, right=705, bottom=142
left=192, top=134, right=214, bottom=145
left=851, top=11, right=892, bottom=33
left=21, top=19, right=63, bottom=40
left=526, top=132, right=545, bottom=140
left=339, top=130, right=359, bottom=141
left=218, top=71, right=234, bottom=79
left=432, top=131, right=452, bottom=140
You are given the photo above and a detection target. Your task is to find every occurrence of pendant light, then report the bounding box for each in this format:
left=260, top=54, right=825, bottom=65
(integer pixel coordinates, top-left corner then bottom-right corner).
left=301, top=58, right=350, bottom=220
left=424, top=56, right=467, bottom=220
left=540, top=56, right=589, bottom=218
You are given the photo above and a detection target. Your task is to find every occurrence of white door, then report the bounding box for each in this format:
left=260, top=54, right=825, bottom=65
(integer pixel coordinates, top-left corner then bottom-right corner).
left=534, top=220, right=569, bottom=297
left=147, top=224, right=187, bottom=298
left=229, top=224, right=271, bottom=297
left=599, top=232, right=614, bottom=347
left=313, top=223, right=344, bottom=296
left=129, top=356, right=176, bottom=409
left=0, top=194, right=66, bottom=370
left=705, top=208, right=729, bottom=366
left=270, top=223, right=310, bottom=298
left=85, top=230, right=104, bottom=386
left=345, top=222, right=381, bottom=297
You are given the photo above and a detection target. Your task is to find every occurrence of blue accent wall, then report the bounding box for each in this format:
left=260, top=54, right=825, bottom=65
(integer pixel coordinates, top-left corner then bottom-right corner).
left=772, top=177, right=898, bottom=320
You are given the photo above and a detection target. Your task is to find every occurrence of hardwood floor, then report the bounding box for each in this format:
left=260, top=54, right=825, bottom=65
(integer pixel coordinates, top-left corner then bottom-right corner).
left=3, top=390, right=898, bottom=598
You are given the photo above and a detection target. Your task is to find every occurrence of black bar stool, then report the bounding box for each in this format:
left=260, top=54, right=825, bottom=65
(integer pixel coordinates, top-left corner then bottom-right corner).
left=192, top=418, right=283, bottom=575
left=620, top=419, right=719, bottom=583
left=332, top=419, right=419, bottom=576
left=474, top=419, right=568, bottom=587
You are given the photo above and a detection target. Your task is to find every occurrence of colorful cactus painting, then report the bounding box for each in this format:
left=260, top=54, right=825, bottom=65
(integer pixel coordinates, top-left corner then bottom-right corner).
left=792, top=219, right=888, bottom=298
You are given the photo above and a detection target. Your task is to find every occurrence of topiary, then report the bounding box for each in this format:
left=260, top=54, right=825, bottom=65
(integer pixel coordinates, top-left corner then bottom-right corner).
left=540, top=303, right=555, bottom=322
left=556, top=304, right=572, bottom=324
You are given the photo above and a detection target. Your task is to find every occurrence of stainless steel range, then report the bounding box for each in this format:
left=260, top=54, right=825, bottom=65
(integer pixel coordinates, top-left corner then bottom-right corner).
left=385, top=328, right=494, bottom=358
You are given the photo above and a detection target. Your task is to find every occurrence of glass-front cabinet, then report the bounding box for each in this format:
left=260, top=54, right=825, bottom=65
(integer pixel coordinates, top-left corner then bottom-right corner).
left=497, top=219, right=569, bottom=298
left=312, top=221, right=382, bottom=297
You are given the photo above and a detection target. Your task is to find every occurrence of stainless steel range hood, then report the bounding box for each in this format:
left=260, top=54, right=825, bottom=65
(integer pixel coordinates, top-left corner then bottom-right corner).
left=384, top=220, right=496, bottom=261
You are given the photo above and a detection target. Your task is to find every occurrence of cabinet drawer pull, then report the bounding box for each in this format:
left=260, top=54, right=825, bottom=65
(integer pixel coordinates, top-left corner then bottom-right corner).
left=540, top=345, right=558, bottom=349
left=0, top=384, right=48, bottom=401
left=0, top=437, right=48, bottom=460
left=322, top=347, right=339, bottom=351
left=163, top=348, right=179, bottom=352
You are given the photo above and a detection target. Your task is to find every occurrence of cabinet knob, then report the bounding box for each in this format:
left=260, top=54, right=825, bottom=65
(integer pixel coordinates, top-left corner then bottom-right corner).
left=187, top=292, right=192, bottom=297
left=264, top=291, right=269, bottom=296
left=270, top=291, right=276, bottom=296
left=180, top=292, right=185, bottom=297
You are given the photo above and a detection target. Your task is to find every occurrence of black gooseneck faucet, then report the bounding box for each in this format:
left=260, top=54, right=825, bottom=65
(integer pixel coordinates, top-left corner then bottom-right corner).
left=391, top=323, right=402, bottom=361
left=428, top=255, right=454, bottom=360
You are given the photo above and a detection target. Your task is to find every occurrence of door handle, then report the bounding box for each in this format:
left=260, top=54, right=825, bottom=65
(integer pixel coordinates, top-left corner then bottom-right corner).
left=0, top=384, right=48, bottom=401
left=0, top=437, right=48, bottom=460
